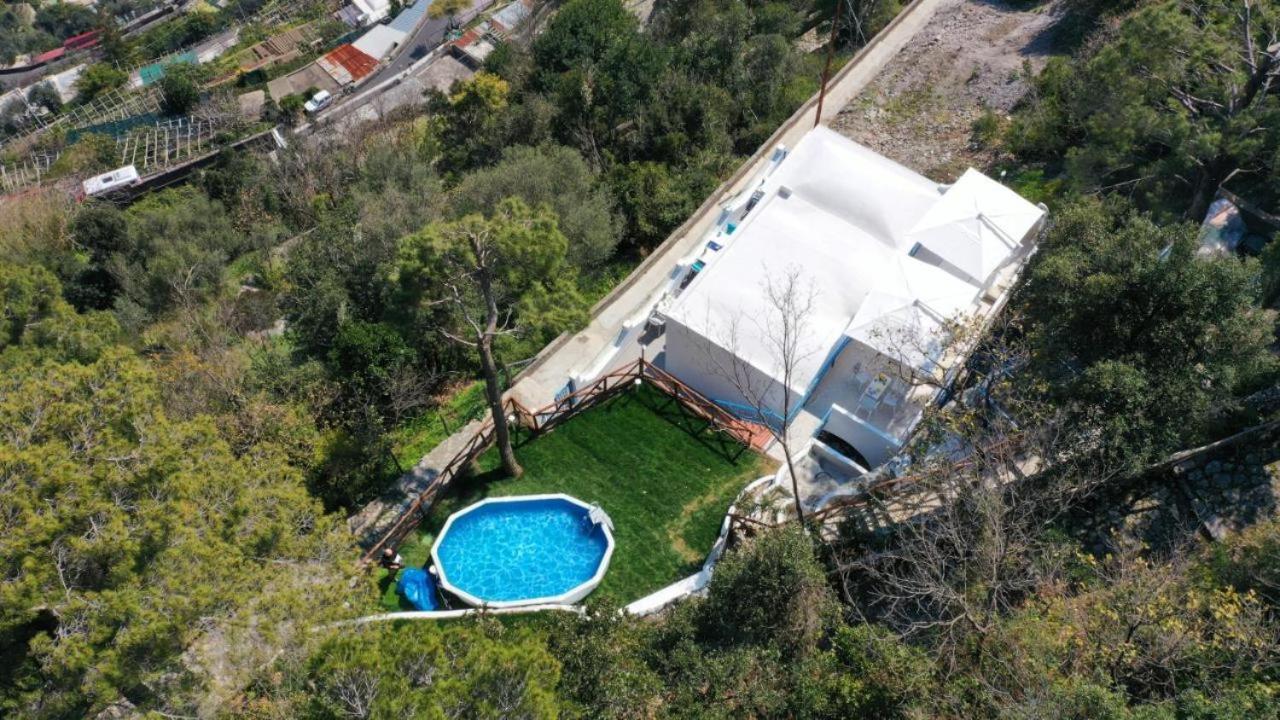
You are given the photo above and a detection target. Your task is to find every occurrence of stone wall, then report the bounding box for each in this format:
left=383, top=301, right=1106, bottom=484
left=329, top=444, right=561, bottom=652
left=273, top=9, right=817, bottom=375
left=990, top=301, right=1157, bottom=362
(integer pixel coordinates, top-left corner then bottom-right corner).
left=1085, top=420, right=1280, bottom=551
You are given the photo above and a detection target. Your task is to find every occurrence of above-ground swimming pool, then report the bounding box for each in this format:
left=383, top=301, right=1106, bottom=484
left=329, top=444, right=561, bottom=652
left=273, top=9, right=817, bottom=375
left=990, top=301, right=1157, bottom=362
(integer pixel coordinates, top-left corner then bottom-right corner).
left=431, top=494, right=615, bottom=607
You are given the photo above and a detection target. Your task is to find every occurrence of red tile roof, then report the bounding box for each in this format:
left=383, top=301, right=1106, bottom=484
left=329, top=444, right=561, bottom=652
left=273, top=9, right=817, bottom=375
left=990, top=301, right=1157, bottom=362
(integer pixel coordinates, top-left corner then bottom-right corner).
left=33, top=47, right=66, bottom=64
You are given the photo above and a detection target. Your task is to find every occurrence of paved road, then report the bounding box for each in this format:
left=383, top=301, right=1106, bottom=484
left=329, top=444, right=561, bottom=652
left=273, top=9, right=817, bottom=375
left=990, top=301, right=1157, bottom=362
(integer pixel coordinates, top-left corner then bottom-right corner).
left=508, top=0, right=951, bottom=411
left=314, top=54, right=472, bottom=139
left=309, top=0, right=489, bottom=131
left=384, top=12, right=452, bottom=77
left=1, top=65, right=51, bottom=91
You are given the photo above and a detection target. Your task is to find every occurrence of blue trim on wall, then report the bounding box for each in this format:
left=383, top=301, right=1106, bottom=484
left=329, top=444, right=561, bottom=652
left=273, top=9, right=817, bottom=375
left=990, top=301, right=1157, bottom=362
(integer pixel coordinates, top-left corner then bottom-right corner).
left=706, top=396, right=786, bottom=430
left=696, top=335, right=854, bottom=432
left=782, top=335, right=850, bottom=423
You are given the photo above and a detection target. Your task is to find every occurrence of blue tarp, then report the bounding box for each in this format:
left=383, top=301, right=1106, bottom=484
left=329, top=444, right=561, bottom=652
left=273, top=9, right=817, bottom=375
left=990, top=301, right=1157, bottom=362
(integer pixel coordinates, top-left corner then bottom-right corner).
left=389, top=0, right=431, bottom=34
left=397, top=567, right=440, bottom=610
left=139, top=51, right=198, bottom=86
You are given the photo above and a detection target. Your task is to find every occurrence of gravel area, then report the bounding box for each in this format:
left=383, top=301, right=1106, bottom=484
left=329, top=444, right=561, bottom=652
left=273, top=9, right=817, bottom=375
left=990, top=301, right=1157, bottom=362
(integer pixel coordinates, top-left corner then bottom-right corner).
left=831, top=0, right=1061, bottom=180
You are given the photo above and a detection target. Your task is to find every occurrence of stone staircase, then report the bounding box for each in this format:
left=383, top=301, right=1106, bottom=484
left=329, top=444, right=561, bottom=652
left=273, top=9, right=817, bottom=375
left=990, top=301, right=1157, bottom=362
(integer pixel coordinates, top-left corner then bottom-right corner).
left=347, top=418, right=486, bottom=547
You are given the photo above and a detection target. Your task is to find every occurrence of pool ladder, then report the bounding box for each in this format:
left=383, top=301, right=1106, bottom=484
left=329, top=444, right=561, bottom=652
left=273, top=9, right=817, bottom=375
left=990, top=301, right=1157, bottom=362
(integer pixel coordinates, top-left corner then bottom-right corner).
left=587, top=503, right=614, bottom=532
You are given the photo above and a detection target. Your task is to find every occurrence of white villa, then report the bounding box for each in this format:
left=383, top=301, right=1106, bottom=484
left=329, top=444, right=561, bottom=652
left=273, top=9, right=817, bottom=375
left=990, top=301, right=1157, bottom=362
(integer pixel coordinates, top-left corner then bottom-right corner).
left=648, top=127, right=1045, bottom=497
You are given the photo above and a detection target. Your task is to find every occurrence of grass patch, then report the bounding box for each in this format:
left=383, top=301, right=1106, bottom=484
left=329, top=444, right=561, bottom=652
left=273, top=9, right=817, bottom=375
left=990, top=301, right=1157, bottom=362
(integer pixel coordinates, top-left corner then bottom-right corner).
left=389, top=381, right=488, bottom=471
left=374, top=386, right=769, bottom=610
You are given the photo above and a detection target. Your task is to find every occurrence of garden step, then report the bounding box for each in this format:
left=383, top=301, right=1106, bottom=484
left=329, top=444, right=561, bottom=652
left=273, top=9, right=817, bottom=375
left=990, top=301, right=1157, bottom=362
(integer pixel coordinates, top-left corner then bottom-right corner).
left=348, top=418, right=486, bottom=547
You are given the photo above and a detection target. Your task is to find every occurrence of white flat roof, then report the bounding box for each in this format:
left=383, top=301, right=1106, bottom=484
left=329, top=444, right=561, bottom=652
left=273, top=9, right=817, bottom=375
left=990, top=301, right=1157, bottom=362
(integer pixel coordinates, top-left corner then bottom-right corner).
left=353, top=23, right=406, bottom=60
left=665, top=186, right=898, bottom=396
left=664, top=126, right=1043, bottom=395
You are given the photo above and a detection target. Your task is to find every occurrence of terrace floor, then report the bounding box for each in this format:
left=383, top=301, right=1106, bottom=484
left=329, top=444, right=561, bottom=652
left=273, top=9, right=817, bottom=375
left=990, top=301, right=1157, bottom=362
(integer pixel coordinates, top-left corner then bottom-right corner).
left=375, top=385, right=771, bottom=610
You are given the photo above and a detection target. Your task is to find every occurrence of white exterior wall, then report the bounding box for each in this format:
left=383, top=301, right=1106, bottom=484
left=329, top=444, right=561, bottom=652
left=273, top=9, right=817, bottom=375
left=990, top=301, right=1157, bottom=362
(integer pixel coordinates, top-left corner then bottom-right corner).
left=663, top=316, right=794, bottom=422
left=822, top=403, right=899, bottom=468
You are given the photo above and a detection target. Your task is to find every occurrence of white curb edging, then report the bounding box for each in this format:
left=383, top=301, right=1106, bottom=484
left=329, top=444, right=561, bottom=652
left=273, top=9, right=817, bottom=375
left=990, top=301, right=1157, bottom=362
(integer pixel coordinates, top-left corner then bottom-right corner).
left=623, top=474, right=775, bottom=616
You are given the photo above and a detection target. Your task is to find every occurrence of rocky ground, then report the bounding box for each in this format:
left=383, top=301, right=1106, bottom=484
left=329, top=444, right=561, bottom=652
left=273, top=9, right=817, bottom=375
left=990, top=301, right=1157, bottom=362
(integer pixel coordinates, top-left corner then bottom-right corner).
left=831, top=0, right=1062, bottom=181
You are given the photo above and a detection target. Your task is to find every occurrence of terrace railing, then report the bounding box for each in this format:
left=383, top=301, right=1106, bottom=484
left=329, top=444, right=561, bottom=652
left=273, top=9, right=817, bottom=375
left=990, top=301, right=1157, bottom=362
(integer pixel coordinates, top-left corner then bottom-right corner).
left=802, top=434, right=1029, bottom=531
left=362, top=358, right=769, bottom=562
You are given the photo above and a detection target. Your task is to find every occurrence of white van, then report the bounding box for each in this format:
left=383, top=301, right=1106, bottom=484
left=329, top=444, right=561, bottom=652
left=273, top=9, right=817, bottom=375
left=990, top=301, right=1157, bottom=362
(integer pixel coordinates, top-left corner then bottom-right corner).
left=82, top=165, right=140, bottom=197
left=304, top=90, right=332, bottom=114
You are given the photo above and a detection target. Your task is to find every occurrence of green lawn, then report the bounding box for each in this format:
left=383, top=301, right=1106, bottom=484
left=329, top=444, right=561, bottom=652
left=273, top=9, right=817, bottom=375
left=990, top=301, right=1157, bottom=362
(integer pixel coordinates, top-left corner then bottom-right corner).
left=389, top=381, right=488, bottom=471
left=375, top=386, right=769, bottom=610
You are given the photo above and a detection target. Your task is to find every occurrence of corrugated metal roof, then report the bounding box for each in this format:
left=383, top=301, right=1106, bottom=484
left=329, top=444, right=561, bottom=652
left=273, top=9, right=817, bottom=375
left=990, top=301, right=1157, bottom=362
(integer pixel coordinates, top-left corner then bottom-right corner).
left=320, top=44, right=379, bottom=85
left=389, top=0, right=430, bottom=34
left=33, top=47, right=66, bottom=64
left=490, top=0, right=531, bottom=32
left=317, top=54, right=352, bottom=85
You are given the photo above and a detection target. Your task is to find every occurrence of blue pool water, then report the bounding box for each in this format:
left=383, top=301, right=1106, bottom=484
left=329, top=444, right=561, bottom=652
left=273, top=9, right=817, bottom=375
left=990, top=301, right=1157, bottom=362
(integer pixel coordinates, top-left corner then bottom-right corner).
left=435, top=498, right=610, bottom=603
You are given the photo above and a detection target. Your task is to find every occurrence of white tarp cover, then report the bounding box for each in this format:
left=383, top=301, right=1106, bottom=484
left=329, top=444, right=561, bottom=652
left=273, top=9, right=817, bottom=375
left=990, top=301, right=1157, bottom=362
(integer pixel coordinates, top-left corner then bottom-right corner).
left=662, top=127, right=1041, bottom=417
left=353, top=23, right=406, bottom=60
left=845, top=254, right=980, bottom=375
left=907, top=168, right=1044, bottom=286
left=354, top=0, right=392, bottom=23
left=766, top=127, right=942, bottom=250
left=664, top=187, right=898, bottom=403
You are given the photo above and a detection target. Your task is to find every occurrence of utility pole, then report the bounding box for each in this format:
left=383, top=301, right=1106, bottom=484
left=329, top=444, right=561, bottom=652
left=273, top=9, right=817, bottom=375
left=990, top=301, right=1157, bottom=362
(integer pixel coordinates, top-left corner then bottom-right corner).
left=814, top=0, right=843, bottom=127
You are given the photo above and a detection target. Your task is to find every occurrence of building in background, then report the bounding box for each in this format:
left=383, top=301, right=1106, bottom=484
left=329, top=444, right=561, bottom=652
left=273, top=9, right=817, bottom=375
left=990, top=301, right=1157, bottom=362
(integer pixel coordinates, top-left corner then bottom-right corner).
left=337, top=0, right=394, bottom=26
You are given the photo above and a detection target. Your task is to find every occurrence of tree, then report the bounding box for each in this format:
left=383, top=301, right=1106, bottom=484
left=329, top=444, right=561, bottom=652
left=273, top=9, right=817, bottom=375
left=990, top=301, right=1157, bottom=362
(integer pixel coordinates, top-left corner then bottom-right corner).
left=74, top=63, right=127, bottom=102
left=451, top=144, right=620, bottom=269
left=0, top=341, right=353, bottom=718
left=607, top=160, right=704, bottom=249
left=697, top=525, right=839, bottom=657
left=33, top=2, right=96, bottom=39
left=0, top=9, right=55, bottom=65
left=427, top=71, right=511, bottom=174
left=327, top=319, right=415, bottom=414
left=397, top=199, right=585, bottom=478
left=837, top=0, right=904, bottom=47
left=0, top=188, right=81, bottom=284
left=277, top=92, right=306, bottom=125
left=68, top=202, right=127, bottom=310
left=696, top=266, right=818, bottom=524
left=427, top=0, right=470, bottom=30
left=1263, top=234, right=1280, bottom=307
left=158, top=62, right=202, bottom=115
left=1007, top=0, right=1280, bottom=219
left=0, top=263, right=117, bottom=363
left=836, top=456, right=1069, bottom=671
left=27, top=81, right=62, bottom=114
left=1019, top=199, right=1278, bottom=471
left=95, top=8, right=134, bottom=67
left=109, top=187, right=244, bottom=321
left=531, top=0, right=640, bottom=83
left=244, top=621, right=562, bottom=718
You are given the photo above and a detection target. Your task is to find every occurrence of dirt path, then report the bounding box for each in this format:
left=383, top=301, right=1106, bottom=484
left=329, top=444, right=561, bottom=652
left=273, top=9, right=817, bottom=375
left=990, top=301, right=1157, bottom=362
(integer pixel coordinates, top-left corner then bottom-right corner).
left=831, top=0, right=1061, bottom=181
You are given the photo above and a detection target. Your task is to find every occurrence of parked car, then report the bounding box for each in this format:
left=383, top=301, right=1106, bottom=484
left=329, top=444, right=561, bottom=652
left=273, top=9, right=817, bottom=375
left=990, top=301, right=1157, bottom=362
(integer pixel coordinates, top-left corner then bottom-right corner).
left=304, top=90, right=332, bottom=114
left=82, top=165, right=140, bottom=197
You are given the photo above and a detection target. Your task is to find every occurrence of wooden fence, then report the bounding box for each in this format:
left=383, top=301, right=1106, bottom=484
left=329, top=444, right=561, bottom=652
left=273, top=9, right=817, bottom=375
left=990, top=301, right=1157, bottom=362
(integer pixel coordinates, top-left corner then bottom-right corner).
left=361, top=358, right=769, bottom=562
